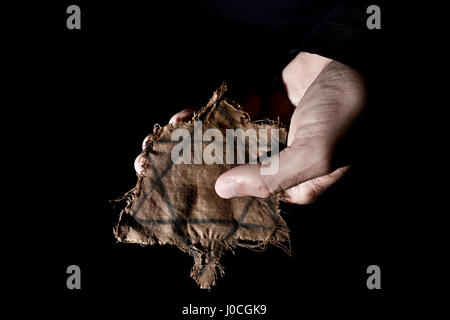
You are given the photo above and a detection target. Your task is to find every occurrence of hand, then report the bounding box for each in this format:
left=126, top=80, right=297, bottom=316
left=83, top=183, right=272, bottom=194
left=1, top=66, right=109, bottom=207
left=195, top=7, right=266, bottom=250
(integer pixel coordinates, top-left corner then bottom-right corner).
left=136, top=52, right=367, bottom=204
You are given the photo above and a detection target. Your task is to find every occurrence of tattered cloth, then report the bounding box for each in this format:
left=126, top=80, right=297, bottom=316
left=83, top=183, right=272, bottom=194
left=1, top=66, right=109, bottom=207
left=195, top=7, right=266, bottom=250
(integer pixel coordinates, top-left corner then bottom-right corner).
left=115, top=85, right=290, bottom=289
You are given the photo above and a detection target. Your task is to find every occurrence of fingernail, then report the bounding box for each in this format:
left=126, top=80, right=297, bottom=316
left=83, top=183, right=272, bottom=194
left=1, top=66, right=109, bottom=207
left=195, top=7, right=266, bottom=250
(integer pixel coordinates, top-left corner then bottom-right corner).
left=215, top=178, right=237, bottom=199
left=169, top=115, right=180, bottom=124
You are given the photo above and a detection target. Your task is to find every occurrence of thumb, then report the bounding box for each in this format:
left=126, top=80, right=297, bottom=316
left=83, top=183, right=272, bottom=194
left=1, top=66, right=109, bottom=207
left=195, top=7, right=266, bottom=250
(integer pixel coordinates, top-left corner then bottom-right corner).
left=215, top=145, right=331, bottom=198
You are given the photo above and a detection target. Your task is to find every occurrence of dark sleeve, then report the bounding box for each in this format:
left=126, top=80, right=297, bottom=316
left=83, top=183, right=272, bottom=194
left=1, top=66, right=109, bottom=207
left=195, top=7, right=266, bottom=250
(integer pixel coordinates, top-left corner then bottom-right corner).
left=299, top=2, right=382, bottom=75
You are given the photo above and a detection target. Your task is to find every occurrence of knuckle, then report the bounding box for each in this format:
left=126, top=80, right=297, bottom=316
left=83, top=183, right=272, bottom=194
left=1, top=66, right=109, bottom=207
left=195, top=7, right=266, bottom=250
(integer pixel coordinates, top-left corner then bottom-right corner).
left=262, top=177, right=279, bottom=198
left=257, top=184, right=271, bottom=198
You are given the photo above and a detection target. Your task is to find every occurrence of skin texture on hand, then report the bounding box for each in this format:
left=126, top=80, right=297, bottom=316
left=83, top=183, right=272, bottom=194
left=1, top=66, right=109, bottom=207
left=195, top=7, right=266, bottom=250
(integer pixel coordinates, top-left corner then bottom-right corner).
left=136, top=52, right=367, bottom=205
left=216, top=55, right=366, bottom=204
left=282, top=52, right=332, bottom=107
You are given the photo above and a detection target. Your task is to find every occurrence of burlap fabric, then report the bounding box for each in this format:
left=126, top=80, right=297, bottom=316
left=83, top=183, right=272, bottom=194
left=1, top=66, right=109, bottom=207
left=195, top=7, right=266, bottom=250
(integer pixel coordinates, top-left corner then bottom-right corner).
left=115, top=85, right=290, bottom=289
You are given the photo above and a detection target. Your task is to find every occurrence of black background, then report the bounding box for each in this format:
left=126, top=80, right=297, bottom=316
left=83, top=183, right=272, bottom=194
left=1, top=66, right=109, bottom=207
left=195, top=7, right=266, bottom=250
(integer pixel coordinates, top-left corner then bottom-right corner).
left=8, top=1, right=435, bottom=317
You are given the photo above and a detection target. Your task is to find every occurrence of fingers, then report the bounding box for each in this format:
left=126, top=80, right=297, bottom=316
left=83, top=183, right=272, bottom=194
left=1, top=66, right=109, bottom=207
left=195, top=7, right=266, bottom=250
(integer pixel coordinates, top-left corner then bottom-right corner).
left=283, top=165, right=350, bottom=204
left=134, top=154, right=145, bottom=175
left=136, top=108, right=195, bottom=174
left=215, top=145, right=332, bottom=199
left=169, top=108, right=194, bottom=124
left=141, top=108, right=195, bottom=149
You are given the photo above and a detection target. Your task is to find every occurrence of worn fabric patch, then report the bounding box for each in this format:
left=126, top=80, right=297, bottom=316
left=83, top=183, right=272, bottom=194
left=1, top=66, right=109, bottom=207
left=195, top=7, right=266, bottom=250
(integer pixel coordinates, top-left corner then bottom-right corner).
left=115, top=85, right=290, bottom=289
